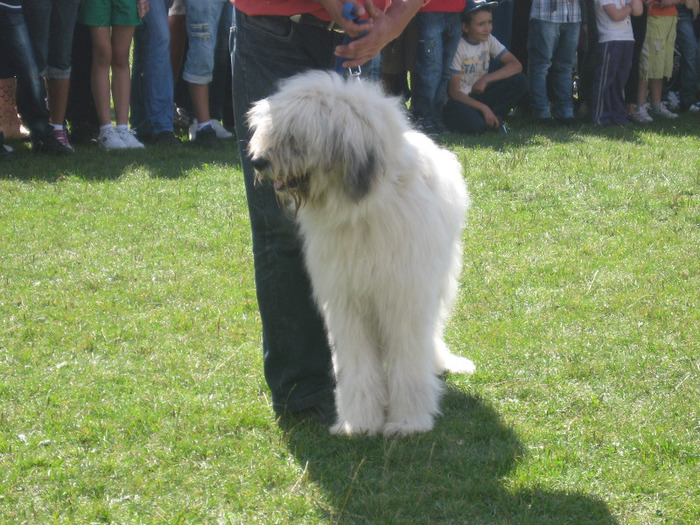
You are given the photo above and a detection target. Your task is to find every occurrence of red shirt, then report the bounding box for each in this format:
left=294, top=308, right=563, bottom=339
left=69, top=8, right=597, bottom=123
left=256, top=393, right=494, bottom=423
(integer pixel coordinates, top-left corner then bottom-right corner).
left=419, top=0, right=465, bottom=12
left=232, top=0, right=392, bottom=21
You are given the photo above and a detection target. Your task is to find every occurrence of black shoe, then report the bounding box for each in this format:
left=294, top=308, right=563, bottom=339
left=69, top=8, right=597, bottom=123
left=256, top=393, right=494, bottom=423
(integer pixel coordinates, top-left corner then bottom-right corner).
left=69, top=121, right=99, bottom=144
left=33, top=133, right=74, bottom=155
left=0, top=131, right=13, bottom=159
left=193, top=124, right=221, bottom=149
left=555, top=116, right=579, bottom=128
left=279, top=398, right=338, bottom=427
left=151, top=130, right=182, bottom=145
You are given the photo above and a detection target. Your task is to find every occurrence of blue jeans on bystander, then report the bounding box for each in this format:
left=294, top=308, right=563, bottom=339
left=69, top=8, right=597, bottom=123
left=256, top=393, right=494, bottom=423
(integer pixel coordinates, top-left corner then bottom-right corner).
left=411, top=11, right=462, bottom=128
left=131, top=0, right=175, bottom=138
left=0, top=7, right=53, bottom=140
left=528, top=18, right=580, bottom=119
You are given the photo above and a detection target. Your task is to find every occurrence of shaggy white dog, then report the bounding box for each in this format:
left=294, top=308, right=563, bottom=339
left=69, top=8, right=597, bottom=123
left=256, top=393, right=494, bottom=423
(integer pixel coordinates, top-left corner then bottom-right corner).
left=247, top=70, right=474, bottom=436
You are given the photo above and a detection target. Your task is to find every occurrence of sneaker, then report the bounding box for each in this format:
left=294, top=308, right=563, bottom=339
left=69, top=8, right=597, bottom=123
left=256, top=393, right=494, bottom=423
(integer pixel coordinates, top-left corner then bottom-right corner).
left=631, top=103, right=654, bottom=124
left=151, top=130, right=182, bottom=145
left=189, top=119, right=233, bottom=140
left=53, top=127, right=74, bottom=152
left=173, top=105, right=191, bottom=130
left=666, top=91, right=680, bottom=111
left=649, top=102, right=678, bottom=119
left=193, top=124, right=221, bottom=149
left=116, top=127, right=146, bottom=149
left=681, top=102, right=700, bottom=113
left=98, top=127, right=127, bottom=150
left=33, top=132, right=74, bottom=155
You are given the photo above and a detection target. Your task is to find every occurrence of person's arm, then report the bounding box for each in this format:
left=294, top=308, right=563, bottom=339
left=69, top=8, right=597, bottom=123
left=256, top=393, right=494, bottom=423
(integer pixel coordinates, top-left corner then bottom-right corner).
left=447, top=73, right=500, bottom=128
left=470, top=51, right=522, bottom=96
left=602, top=0, right=637, bottom=20
left=328, top=0, right=427, bottom=68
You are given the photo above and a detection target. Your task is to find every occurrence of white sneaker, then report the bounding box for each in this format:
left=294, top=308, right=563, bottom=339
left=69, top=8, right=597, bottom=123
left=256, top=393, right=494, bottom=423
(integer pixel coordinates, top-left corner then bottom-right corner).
left=188, top=119, right=233, bottom=140
left=632, top=103, right=654, bottom=124
left=98, top=126, right=127, bottom=150
left=687, top=102, right=700, bottom=112
left=666, top=91, right=680, bottom=111
left=650, top=102, right=678, bottom=119
left=116, top=127, right=145, bottom=149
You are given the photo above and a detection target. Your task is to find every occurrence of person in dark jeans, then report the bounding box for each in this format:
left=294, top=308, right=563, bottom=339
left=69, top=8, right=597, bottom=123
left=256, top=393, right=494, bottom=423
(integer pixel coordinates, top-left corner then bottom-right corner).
left=230, top=0, right=426, bottom=424
left=0, top=0, right=73, bottom=155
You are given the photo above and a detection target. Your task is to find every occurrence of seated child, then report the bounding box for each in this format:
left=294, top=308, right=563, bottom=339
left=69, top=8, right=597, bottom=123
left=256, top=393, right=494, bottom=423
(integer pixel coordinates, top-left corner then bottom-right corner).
left=443, top=0, right=528, bottom=134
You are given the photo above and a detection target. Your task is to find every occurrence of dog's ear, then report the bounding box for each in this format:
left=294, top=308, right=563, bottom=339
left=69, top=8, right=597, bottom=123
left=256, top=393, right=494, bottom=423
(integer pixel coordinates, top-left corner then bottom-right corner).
left=329, top=128, right=383, bottom=201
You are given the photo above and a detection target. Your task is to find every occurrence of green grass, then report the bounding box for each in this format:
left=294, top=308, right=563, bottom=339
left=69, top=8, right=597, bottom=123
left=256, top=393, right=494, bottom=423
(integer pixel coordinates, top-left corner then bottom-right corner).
left=1, top=116, right=698, bottom=524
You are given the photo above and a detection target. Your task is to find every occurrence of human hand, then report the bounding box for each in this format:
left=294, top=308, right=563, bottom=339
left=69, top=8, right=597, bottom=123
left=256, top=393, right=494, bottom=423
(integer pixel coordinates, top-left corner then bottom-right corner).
left=481, top=106, right=500, bottom=129
left=333, top=0, right=414, bottom=68
left=138, top=0, right=149, bottom=18
left=471, top=77, right=488, bottom=95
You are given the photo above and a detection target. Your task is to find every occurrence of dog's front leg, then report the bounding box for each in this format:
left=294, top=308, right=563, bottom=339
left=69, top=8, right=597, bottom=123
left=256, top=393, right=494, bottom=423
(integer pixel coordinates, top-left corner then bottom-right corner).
left=382, top=325, right=443, bottom=436
left=326, top=310, right=386, bottom=436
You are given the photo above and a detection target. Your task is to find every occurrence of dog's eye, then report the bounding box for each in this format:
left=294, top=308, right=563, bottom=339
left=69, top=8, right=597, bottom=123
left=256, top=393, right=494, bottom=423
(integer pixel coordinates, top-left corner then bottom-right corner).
left=250, top=156, right=270, bottom=171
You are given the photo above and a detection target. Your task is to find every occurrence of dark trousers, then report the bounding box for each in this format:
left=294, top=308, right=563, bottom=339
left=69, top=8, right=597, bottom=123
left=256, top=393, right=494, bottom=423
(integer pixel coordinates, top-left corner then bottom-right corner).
left=443, top=72, right=528, bottom=134
left=0, top=8, right=52, bottom=141
left=591, top=40, right=634, bottom=125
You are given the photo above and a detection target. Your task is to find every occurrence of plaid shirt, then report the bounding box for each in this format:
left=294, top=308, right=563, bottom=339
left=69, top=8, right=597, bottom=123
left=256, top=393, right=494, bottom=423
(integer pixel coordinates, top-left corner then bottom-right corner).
left=529, top=0, right=582, bottom=23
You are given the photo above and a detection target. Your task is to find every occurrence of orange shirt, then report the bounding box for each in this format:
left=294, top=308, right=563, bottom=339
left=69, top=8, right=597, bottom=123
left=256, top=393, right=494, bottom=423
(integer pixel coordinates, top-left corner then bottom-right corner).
left=648, top=1, right=678, bottom=16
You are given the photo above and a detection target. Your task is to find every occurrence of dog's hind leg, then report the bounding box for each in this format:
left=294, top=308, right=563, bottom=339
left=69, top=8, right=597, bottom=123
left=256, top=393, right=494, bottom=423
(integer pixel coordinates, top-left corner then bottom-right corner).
left=434, top=337, right=476, bottom=374
left=326, top=308, right=387, bottom=436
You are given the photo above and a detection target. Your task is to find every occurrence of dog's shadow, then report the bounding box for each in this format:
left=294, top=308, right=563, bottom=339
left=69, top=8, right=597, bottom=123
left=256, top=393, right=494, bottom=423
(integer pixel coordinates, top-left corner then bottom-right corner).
left=280, top=388, right=618, bottom=524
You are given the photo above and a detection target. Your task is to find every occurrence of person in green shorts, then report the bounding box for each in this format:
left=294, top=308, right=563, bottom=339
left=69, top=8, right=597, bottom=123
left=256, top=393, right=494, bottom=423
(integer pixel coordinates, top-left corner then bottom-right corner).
left=78, top=0, right=150, bottom=149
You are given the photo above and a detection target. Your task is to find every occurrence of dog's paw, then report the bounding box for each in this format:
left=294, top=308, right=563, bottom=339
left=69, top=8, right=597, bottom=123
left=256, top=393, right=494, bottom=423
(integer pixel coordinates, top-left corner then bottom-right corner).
left=330, top=420, right=383, bottom=436
left=443, top=355, right=476, bottom=375
left=382, top=418, right=434, bottom=436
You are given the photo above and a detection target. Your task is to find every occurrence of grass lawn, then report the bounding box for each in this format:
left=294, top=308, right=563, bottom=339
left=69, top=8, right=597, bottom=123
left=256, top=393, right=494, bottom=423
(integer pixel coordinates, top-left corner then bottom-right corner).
left=1, top=115, right=698, bottom=524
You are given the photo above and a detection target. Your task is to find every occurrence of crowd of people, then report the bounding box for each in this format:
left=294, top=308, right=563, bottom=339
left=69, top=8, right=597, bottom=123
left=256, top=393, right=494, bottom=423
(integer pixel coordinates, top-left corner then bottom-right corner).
left=1, top=0, right=698, bottom=426
left=1, top=0, right=698, bottom=159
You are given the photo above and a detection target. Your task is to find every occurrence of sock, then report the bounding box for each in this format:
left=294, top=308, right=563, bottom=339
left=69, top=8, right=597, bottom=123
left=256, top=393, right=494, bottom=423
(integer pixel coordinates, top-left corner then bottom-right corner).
left=99, top=124, right=114, bottom=134
left=51, top=123, right=64, bottom=131
left=116, top=124, right=129, bottom=131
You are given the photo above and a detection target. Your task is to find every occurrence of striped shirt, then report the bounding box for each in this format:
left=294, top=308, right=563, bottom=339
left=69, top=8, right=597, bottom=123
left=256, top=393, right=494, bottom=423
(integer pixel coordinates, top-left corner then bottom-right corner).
left=529, top=0, right=581, bottom=23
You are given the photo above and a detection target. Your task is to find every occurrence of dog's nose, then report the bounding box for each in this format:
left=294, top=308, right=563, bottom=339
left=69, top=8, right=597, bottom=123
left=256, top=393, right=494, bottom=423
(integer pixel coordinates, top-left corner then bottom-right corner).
left=250, top=156, right=270, bottom=171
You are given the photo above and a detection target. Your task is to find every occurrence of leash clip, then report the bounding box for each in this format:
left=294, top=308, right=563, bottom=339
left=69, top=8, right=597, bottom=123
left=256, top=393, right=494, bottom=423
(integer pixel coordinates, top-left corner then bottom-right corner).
left=335, top=2, right=368, bottom=79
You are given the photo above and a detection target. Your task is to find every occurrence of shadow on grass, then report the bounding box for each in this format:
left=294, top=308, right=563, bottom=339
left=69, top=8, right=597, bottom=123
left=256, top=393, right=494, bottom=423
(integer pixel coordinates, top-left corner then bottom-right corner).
left=281, top=389, right=618, bottom=524
left=0, top=139, right=242, bottom=182
left=440, top=112, right=700, bottom=153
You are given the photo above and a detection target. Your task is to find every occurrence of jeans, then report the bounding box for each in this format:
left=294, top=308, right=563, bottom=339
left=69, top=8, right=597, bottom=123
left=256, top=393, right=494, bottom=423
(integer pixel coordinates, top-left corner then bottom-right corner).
left=528, top=18, right=581, bottom=119
left=411, top=11, right=462, bottom=125
left=183, top=0, right=228, bottom=84
left=491, top=0, right=514, bottom=50
left=131, top=0, right=174, bottom=137
left=443, top=73, right=529, bottom=134
left=22, top=0, right=81, bottom=79
left=209, top=2, right=233, bottom=122
left=675, top=6, right=699, bottom=107
left=232, top=11, right=347, bottom=415
left=0, top=8, right=52, bottom=140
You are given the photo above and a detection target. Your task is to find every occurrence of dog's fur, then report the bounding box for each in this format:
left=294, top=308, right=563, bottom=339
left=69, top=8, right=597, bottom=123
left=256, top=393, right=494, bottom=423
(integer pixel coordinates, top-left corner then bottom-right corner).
left=247, top=71, right=474, bottom=436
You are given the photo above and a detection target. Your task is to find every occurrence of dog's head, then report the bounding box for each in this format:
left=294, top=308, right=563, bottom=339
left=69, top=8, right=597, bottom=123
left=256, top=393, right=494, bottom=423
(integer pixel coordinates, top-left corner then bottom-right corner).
left=247, top=70, right=408, bottom=213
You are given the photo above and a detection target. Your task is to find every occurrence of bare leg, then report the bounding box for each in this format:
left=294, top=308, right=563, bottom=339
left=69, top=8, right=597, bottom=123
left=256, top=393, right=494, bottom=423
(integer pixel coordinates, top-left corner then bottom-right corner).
left=110, top=25, right=135, bottom=127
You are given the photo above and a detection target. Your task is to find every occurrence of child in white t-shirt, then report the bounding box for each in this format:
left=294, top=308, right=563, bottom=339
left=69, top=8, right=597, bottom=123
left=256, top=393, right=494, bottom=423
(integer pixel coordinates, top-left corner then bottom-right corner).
left=443, top=0, right=528, bottom=134
left=591, top=0, right=643, bottom=125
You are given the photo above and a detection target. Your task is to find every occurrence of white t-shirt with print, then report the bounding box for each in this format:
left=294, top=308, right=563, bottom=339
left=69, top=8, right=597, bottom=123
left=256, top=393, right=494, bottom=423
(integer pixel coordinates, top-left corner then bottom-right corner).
left=595, top=0, right=634, bottom=42
left=449, top=34, right=506, bottom=96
